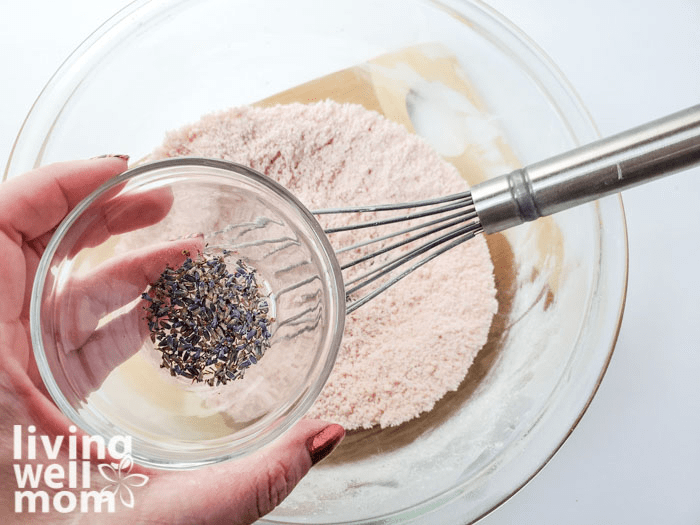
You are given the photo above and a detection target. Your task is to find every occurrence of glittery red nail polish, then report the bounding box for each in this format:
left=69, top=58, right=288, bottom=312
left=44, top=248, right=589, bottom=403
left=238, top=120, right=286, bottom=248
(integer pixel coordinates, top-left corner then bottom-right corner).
left=307, top=424, right=345, bottom=466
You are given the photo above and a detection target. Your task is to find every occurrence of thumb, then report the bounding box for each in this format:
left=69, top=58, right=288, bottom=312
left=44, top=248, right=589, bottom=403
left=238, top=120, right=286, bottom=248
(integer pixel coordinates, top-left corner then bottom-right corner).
left=148, top=419, right=345, bottom=525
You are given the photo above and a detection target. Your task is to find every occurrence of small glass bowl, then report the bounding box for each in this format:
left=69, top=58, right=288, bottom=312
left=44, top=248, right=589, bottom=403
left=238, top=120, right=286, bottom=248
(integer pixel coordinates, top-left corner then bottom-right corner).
left=30, top=157, right=346, bottom=468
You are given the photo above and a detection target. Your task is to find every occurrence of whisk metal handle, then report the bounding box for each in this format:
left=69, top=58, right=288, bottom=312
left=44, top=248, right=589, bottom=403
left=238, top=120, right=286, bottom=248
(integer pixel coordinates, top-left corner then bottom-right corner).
left=471, top=105, right=700, bottom=234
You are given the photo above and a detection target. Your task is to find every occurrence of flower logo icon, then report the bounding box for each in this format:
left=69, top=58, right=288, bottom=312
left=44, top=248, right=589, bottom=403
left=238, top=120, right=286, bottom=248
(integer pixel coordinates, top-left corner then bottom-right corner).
left=98, top=455, right=149, bottom=508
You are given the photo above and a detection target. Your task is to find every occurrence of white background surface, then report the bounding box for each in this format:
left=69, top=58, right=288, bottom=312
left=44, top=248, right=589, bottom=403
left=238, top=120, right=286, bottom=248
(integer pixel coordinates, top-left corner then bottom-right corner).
left=1, top=1, right=699, bottom=523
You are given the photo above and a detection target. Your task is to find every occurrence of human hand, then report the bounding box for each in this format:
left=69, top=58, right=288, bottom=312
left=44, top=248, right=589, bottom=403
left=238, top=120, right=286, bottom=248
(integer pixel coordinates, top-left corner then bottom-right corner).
left=0, top=158, right=345, bottom=523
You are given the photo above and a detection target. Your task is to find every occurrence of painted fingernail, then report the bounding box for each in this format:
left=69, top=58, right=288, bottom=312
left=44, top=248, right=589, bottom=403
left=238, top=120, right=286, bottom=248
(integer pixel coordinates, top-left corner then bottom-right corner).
left=92, top=154, right=130, bottom=161
left=307, top=424, right=345, bottom=466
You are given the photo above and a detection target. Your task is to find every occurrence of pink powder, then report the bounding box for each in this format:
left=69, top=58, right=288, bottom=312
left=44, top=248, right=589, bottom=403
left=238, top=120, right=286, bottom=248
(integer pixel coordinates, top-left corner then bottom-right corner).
left=150, top=101, right=498, bottom=429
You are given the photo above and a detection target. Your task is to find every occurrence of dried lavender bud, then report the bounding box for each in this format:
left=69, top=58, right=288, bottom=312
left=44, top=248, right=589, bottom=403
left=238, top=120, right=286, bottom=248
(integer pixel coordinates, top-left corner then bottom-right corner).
left=143, top=251, right=274, bottom=386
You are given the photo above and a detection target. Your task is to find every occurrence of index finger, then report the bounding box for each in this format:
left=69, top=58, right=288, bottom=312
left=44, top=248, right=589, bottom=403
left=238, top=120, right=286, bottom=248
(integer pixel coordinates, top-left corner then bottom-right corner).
left=0, top=157, right=128, bottom=241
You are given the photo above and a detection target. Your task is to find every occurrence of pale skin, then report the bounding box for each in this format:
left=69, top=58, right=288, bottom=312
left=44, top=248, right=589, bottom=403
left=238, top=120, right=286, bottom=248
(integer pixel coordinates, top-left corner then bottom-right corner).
left=0, top=158, right=344, bottom=524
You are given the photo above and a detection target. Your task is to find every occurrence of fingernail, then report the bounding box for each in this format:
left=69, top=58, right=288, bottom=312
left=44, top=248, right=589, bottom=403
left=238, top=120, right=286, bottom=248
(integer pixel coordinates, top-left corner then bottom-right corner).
left=92, top=154, right=130, bottom=161
left=307, top=424, right=345, bottom=466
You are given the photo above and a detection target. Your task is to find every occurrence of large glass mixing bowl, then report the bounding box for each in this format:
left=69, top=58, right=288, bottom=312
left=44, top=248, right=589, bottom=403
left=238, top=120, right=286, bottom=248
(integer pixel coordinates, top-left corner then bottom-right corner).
left=4, top=0, right=627, bottom=522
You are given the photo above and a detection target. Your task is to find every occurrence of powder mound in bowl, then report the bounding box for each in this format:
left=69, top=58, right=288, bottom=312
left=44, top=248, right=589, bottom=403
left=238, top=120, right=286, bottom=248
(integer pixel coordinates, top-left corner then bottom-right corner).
left=150, top=100, right=498, bottom=429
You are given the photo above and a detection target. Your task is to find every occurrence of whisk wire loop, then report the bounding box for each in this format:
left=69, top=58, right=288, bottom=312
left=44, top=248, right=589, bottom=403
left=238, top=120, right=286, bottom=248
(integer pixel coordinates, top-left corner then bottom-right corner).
left=317, top=193, right=474, bottom=234
left=343, top=229, right=480, bottom=313
left=312, top=191, right=483, bottom=314
left=340, top=210, right=479, bottom=271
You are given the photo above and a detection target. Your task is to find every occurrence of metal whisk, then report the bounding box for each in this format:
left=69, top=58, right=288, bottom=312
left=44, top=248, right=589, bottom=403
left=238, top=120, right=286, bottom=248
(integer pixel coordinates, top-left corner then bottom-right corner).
left=314, top=105, right=700, bottom=314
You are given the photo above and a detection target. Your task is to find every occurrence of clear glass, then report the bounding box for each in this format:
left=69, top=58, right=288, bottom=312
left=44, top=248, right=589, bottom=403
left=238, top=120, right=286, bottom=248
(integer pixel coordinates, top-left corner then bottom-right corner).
left=30, top=158, right=346, bottom=468
left=7, top=0, right=628, bottom=522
